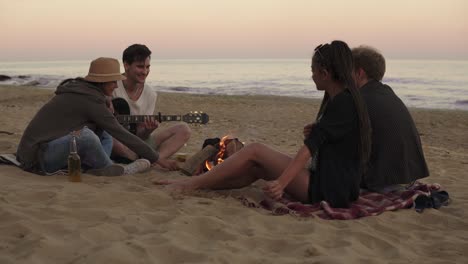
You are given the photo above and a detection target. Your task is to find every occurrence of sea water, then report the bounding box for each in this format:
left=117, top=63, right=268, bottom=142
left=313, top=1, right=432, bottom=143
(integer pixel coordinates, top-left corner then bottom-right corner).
left=0, top=59, right=467, bottom=110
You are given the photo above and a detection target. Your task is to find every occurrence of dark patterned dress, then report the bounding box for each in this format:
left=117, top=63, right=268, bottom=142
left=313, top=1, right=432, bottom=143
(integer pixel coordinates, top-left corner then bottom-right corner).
left=304, top=90, right=361, bottom=208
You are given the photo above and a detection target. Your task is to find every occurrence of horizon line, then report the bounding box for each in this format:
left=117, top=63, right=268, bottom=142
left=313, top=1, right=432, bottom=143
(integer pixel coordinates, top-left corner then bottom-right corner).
left=2, top=56, right=468, bottom=63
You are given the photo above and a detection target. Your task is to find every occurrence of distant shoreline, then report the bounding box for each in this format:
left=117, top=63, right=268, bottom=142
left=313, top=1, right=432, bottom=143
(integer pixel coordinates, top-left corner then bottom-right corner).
left=1, top=58, right=467, bottom=111
left=1, top=84, right=467, bottom=112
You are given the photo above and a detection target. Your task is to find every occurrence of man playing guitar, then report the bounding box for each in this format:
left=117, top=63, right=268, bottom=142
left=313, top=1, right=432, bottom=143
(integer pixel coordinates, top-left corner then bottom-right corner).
left=112, top=44, right=191, bottom=163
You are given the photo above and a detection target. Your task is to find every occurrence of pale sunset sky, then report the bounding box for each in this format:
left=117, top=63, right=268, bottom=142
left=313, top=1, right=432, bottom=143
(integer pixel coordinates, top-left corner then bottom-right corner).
left=1, top=0, right=467, bottom=61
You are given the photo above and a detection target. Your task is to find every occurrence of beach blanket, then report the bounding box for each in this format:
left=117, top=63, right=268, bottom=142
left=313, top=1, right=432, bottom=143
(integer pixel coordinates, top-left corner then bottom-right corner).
left=238, top=182, right=449, bottom=220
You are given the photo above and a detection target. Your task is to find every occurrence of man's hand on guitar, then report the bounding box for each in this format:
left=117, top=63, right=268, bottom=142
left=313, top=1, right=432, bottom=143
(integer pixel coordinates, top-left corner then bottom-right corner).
left=136, top=116, right=159, bottom=139
left=155, top=158, right=179, bottom=171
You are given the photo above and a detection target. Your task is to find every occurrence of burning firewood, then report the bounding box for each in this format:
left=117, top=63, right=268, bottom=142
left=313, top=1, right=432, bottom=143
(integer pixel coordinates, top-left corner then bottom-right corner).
left=179, top=136, right=244, bottom=176
left=179, top=145, right=218, bottom=176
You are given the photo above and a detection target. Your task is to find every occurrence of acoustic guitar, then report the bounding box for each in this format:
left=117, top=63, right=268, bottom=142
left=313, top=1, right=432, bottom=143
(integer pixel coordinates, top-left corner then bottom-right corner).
left=112, top=97, right=209, bottom=134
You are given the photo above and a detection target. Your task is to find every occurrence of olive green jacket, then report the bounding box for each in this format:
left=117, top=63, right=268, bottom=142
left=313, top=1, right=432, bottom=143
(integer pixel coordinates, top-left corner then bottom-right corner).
left=17, top=78, right=158, bottom=171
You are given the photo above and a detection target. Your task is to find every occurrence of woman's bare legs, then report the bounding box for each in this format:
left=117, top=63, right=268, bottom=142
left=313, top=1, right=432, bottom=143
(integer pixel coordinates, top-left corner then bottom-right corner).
left=157, top=142, right=310, bottom=202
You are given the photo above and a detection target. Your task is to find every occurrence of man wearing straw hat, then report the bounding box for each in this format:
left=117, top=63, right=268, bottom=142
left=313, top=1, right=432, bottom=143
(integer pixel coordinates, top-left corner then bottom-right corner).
left=17, top=57, right=179, bottom=176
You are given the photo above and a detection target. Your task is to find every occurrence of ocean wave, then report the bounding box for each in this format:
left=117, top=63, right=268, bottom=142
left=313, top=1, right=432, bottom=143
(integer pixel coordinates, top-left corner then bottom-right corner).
left=384, top=77, right=465, bottom=87
left=1, top=72, right=467, bottom=111
left=168, top=86, right=191, bottom=92
left=0, top=74, right=64, bottom=87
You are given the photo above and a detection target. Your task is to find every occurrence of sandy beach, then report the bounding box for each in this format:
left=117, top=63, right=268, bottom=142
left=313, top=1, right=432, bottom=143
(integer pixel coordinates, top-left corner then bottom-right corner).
left=1, top=84, right=467, bottom=263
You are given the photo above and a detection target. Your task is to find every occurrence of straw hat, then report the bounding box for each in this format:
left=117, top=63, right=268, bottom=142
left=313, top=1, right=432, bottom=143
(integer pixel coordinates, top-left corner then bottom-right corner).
left=84, top=57, right=126, bottom=83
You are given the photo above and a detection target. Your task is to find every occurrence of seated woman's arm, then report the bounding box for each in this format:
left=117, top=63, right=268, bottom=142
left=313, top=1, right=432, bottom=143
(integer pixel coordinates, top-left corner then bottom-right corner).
left=263, top=145, right=311, bottom=200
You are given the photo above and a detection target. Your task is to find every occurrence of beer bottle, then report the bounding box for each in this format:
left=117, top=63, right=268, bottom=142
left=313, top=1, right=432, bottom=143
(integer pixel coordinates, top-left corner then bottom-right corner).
left=68, top=135, right=82, bottom=182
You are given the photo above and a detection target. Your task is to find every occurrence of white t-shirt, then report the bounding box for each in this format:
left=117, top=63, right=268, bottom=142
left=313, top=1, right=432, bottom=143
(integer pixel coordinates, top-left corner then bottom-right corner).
left=113, top=80, right=157, bottom=115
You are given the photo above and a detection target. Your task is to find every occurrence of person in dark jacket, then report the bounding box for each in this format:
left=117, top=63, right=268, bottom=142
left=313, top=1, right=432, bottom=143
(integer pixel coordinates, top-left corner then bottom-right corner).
left=155, top=41, right=372, bottom=208
left=352, top=45, right=429, bottom=192
left=17, top=57, right=178, bottom=175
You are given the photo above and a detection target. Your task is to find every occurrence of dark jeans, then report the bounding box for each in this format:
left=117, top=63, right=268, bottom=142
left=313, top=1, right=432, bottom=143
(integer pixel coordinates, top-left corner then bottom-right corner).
left=40, top=127, right=113, bottom=173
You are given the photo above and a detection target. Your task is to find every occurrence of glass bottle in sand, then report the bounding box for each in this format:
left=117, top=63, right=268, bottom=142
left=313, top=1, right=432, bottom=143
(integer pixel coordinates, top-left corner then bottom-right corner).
left=68, top=135, right=82, bottom=182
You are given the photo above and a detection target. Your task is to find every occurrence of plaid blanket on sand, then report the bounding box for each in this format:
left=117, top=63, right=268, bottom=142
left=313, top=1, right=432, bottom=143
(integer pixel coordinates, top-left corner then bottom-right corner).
left=238, top=182, right=446, bottom=220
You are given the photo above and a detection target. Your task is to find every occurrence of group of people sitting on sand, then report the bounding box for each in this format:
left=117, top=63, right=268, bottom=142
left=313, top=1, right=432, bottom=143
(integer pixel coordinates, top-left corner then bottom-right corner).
left=16, top=41, right=429, bottom=208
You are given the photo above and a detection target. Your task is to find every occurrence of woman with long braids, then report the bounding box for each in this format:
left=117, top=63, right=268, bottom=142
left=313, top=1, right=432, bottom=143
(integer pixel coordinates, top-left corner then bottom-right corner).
left=155, top=40, right=371, bottom=208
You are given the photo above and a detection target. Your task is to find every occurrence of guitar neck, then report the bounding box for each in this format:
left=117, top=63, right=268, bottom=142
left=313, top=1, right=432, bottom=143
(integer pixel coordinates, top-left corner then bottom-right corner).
left=117, top=114, right=183, bottom=123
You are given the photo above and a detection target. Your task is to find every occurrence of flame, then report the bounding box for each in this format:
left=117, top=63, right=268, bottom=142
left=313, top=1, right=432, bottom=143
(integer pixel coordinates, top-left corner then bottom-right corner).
left=205, top=160, right=214, bottom=171
left=205, top=135, right=230, bottom=171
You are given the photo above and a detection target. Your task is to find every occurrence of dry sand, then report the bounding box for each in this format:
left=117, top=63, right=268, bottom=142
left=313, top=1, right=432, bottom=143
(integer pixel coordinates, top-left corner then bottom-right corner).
left=1, top=85, right=467, bottom=263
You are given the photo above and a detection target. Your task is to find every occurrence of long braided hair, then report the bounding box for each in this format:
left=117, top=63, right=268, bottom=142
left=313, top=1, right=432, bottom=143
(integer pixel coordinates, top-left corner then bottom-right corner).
left=312, top=40, right=371, bottom=175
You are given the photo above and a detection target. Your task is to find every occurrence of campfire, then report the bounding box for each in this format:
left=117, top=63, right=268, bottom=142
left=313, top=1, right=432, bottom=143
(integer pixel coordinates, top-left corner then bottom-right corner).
left=204, top=136, right=244, bottom=171
left=179, top=136, right=244, bottom=176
